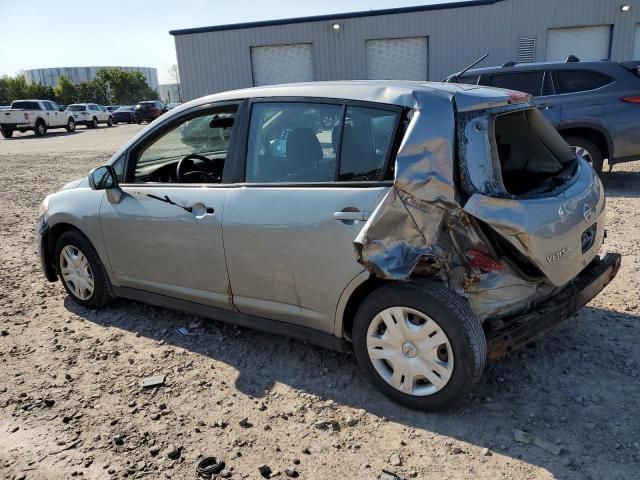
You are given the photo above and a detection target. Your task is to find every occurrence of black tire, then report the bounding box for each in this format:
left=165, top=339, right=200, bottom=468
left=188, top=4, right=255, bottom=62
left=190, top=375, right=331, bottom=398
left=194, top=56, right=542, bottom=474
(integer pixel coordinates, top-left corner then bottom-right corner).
left=91, top=117, right=98, bottom=128
left=352, top=280, right=486, bottom=411
left=55, top=230, right=113, bottom=309
left=0, top=127, right=13, bottom=138
left=107, top=116, right=113, bottom=127
left=65, top=118, right=76, bottom=132
left=34, top=120, right=47, bottom=137
left=135, top=119, right=141, bottom=125
left=565, top=136, right=603, bottom=175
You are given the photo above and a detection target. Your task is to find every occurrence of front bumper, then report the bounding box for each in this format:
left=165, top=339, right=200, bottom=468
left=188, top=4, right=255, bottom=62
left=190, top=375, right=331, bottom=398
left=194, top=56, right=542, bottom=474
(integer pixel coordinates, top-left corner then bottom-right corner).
left=485, top=253, right=621, bottom=359
left=37, top=217, right=57, bottom=282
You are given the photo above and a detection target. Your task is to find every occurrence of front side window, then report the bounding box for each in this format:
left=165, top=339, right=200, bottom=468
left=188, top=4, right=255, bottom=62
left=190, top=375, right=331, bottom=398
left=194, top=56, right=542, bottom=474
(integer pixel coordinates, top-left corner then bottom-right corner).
left=44, top=102, right=57, bottom=111
left=487, top=71, right=545, bottom=96
left=554, top=69, right=613, bottom=94
left=131, top=105, right=238, bottom=183
left=245, top=102, right=342, bottom=183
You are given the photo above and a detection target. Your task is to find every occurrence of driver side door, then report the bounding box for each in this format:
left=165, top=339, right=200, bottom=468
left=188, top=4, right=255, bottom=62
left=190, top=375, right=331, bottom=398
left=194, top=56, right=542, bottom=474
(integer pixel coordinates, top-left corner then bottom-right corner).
left=99, top=101, right=243, bottom=309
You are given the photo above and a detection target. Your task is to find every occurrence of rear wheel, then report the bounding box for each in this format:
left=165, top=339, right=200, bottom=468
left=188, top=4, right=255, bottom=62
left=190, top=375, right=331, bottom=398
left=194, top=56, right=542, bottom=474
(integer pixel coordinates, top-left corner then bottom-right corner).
left=566, top=136, right=603, bottom=175
left=65, top=118, right=76, bottom=132
left=0, top=127, right=13, bottom=138
left=352, top=280, right=486, bottom=411
left=34, top=120, right=47, bottom=136
left=55, top=230, right=113, bottom=309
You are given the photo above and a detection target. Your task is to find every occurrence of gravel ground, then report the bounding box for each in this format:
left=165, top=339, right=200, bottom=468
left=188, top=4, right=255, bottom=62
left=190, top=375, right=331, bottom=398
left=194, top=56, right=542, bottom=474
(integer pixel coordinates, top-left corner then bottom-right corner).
left=1, top=124, right=639, bottom=480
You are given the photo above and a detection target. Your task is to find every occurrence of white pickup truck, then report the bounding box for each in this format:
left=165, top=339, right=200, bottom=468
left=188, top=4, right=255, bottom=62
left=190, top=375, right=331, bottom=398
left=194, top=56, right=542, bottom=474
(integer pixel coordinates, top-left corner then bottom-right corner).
left=0, top=99, right=76, bottom=138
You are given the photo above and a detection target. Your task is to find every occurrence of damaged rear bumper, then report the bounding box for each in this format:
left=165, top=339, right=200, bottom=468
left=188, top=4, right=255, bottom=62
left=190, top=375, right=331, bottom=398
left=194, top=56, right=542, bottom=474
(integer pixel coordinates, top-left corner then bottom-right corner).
left=485, top=253, right=621, bottom=359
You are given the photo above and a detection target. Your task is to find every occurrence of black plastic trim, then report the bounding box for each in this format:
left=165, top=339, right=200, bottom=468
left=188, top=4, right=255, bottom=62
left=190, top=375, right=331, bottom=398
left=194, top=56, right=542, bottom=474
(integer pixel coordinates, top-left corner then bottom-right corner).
left=112, top=286, right=349, bottom=352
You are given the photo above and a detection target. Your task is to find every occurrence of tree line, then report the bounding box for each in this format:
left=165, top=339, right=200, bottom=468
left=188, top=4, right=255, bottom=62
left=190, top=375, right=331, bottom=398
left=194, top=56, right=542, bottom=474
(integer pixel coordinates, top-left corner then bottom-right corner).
left=0, top=68, right=158, bottom=106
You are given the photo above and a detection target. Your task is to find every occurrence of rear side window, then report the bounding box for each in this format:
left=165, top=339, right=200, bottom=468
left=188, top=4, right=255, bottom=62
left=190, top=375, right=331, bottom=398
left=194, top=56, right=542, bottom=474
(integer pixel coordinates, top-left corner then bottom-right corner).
left=458, top=75, right=480, bottom=85
left=487, top=71, right=545, bottom=96
left=554, top=69, right=613, bottom=94
left=245, top=102, right=399, bottom=183
left=246, top=102, right=341, bottom=183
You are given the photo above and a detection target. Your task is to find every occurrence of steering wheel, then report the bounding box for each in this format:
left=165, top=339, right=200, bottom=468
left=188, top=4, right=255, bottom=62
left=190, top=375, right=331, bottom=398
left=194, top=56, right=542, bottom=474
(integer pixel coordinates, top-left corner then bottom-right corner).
left=176, top=154, right=218, bottom=183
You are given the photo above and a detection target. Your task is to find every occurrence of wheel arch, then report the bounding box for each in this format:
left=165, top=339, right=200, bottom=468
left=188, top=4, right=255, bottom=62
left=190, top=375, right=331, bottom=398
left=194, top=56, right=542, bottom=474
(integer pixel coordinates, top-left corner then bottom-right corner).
left=334, top=272, right=387, bottom=340
left=42, top=220, right=101, bottom=279
left=558, top=123, right=612, bottom=160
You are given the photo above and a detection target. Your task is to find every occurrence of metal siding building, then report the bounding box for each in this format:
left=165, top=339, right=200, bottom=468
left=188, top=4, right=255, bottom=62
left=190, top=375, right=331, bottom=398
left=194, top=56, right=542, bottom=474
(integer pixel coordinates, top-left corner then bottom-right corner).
left=171, top=0, right=640, bottom=101
left=24, top=66, right=159, bottom=91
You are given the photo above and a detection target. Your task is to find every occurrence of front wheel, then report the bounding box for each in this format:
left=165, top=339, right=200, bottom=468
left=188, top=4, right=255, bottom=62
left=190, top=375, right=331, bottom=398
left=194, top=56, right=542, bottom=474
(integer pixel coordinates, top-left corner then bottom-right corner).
left=0, top=127, right=14, bottom=138
left=352, top=280, right=486, bottom=411
left=55, top=230, right=113, bottom=309
left=107, top=116, right=113, bottom=127
left=66, top=118, right=76, bottom=132
left=566, top=136, right=603, bottom=175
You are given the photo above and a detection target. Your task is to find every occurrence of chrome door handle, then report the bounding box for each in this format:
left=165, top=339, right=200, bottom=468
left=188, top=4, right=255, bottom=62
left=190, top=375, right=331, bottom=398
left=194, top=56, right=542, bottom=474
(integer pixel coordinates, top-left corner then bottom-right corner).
left=333, top=210, right=370, bottom=222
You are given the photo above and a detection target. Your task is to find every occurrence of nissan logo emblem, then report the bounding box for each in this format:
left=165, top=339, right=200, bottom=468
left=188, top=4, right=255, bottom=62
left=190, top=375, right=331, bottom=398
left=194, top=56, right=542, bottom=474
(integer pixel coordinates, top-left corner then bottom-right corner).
left=583, top=204, right=592, bottom=222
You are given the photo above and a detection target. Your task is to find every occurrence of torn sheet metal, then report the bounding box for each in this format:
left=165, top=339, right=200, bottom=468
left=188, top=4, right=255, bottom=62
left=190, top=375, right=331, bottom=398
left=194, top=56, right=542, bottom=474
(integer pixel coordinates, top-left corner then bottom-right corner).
left=354, top=89, right=461, bottom=279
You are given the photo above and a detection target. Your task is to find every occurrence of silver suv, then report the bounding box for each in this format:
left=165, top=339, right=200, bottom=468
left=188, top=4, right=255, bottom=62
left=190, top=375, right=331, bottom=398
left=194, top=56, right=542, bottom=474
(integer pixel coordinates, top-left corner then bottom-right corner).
left=37, top=81, right=620, bottom=410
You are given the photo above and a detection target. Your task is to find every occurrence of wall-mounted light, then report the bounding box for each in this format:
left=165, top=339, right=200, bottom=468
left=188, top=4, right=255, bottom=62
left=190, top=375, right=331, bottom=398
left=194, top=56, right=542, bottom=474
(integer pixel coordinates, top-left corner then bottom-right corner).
left=331, top=23, right=342, bottom=31
left=621, top=4, right=631, bottom=12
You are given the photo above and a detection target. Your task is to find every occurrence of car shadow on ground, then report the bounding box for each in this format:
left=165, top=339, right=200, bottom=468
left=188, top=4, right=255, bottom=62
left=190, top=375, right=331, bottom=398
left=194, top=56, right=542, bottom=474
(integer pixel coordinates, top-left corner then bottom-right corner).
left=6, top=130, right=86, bottom=140
left=601, top=169, right=640, bottom=199
left=64, top=297, right=640, bottom=479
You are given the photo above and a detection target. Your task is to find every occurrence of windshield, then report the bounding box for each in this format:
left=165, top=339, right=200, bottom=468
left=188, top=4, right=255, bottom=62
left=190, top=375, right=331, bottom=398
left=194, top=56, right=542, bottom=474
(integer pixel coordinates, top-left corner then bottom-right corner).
left=67, top=105, right=86, bottom=111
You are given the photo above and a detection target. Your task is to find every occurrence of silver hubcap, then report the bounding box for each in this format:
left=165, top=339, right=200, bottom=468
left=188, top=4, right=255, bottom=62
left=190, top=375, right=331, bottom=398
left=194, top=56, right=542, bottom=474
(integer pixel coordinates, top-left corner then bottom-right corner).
left=366, top=307, right=454, bottom=396
left=60, top=245, right=94, bottom=300
left=571, top=145, right=592, bottom=165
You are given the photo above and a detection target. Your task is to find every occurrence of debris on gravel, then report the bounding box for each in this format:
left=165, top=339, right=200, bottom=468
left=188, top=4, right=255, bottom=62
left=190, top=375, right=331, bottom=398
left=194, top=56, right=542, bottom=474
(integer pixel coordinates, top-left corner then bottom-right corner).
left=0, top=126, right=639, bottom=479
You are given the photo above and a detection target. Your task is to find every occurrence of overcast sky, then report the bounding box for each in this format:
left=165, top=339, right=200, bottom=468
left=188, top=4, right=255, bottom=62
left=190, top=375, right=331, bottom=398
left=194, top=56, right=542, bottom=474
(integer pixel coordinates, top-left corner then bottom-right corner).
left=0, top=0, right=466, bottom=84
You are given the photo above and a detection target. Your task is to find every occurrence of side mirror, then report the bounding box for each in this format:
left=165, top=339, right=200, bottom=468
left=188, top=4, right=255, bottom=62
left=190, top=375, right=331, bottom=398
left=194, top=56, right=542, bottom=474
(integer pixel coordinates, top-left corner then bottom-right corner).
left=88, top=165, right=122, bottom=203
left=59, top=106, right=65, bottom=111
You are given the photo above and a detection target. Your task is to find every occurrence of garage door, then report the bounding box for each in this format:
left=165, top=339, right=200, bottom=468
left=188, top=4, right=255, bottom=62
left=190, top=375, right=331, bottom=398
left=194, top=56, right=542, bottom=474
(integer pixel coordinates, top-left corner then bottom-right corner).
left=546, top=25, right=611, bottom=62
left=251, top=43, right=314, bottom=86
left=634, top=24, right=640, bottom=60
left=366, top=37, right=428, bottom=80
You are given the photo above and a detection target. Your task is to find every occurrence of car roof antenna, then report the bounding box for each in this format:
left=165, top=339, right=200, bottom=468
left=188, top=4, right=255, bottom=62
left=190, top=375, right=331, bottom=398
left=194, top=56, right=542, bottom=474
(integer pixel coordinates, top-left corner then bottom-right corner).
left=501, top=61, right=516, bottom=67
left=565, top=55, right=580, bottom=63
left=443, top=53, right=489, bottom=82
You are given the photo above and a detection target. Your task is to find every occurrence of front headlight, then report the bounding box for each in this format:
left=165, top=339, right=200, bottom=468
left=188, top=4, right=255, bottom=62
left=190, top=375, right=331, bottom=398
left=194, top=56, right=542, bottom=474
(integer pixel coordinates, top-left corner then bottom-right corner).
left=38, top=194, right=51, bottom=217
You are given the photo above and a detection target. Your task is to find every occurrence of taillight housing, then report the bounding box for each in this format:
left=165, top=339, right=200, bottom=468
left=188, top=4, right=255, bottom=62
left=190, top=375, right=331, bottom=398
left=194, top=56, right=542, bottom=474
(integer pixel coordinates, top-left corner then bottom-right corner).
left=621, top=96, right=640, bottom=104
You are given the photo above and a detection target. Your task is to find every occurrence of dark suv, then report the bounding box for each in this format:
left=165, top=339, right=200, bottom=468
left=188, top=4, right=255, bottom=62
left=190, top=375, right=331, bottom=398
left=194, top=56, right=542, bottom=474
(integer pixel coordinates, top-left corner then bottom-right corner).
left=134, top=100, right=166, bottom=124
left=445, top=59, right=640, bottom=173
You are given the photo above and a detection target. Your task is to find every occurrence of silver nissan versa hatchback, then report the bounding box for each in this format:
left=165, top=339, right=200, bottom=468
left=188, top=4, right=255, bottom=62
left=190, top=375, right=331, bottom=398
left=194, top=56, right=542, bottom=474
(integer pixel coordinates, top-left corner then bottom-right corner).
left=37, top=81, right=620, bottom=411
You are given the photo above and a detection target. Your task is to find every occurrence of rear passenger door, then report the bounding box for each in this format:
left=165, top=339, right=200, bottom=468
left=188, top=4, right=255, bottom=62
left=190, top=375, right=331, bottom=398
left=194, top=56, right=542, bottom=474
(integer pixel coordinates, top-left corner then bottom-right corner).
left=222, top=99, right=402, bottom=333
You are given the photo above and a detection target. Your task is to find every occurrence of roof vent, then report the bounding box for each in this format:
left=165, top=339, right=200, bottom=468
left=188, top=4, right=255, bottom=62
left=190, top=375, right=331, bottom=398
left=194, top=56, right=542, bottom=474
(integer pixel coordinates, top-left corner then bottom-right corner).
left=517, top=37, right=536, bottom=63
left=565, top=55, right=580, bottom=63
left=501, top=61, right=517, bottom=68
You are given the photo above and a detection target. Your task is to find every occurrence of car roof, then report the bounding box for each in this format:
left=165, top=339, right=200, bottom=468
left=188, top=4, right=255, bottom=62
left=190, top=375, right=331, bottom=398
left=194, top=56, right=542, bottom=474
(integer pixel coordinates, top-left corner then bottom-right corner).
left=461, top=60, right=621, bottom=76
left=173, top=80, right=519, bottom=112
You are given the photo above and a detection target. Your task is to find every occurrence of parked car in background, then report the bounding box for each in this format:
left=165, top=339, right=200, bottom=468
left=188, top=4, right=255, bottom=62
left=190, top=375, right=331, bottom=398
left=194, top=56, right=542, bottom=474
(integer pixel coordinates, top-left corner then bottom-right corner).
left=66, top=103, right=113, bottom=128
left=1, top=99, right=75, bottom=138
left=37, top=81, right=620, bottom=410
left=134, top=100, right=166, bottom=123
left=166, top=102, right=182, bottom=110
left=104, top=106, right=119, bottom=113
left=445, top=58, right=640, bottom=174
left=112, top=106, right=135, bottom=124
